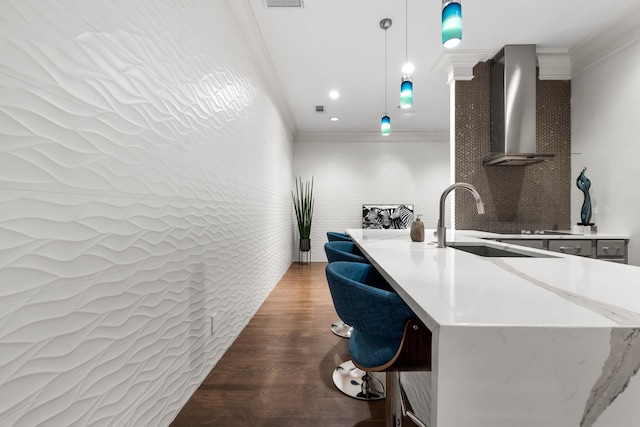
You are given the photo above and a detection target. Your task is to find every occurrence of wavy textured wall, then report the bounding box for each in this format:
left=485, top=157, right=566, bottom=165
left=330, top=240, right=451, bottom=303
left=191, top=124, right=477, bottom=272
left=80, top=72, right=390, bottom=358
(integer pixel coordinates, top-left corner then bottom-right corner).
left=0, top=1, right=293, bottom=425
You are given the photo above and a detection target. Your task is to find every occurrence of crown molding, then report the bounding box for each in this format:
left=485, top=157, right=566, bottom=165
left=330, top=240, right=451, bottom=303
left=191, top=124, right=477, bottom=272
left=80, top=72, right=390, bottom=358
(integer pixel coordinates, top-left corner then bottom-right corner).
left=294, top=130, right=450, bottom=144
left=537, top=49, right=571, bottom=80
left=222, top=1, right=298, bottom=135
left=431, top=50, right=495, bottom=84
left=432, top=47, right=572, bottom=82
left=570, top=5, right=640, bottom=77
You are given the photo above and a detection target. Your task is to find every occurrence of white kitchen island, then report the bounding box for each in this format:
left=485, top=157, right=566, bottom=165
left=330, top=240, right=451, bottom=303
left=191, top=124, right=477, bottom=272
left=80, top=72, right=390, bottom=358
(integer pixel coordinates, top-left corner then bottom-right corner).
left=346, top=228, right=640, bottom=427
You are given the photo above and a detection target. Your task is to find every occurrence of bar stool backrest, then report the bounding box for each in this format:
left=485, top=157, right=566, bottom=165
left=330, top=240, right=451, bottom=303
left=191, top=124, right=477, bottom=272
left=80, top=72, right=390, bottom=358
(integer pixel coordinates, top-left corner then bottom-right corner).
left=324, top=241, right=367, bottom=264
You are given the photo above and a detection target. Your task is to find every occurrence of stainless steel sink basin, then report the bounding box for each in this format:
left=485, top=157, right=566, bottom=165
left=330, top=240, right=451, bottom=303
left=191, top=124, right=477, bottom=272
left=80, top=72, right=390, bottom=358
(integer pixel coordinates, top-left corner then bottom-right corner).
left=447, top=242, right=556, bottom=258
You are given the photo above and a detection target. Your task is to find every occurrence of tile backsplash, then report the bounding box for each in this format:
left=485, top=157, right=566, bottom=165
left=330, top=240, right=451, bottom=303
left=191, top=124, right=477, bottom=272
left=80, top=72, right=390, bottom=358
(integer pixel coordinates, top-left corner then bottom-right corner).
left=455, top=61, right=572, bottom=232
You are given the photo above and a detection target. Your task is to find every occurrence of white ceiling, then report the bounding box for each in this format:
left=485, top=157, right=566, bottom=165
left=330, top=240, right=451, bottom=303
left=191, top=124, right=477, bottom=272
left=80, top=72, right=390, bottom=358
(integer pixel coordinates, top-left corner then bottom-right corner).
left=245, top=0, right=640, bottom=134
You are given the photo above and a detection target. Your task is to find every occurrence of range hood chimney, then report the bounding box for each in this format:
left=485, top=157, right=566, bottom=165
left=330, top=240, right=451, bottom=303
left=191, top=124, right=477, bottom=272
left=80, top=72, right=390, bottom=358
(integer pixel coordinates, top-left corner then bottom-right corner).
left=483, top=44, right=555, bottom=166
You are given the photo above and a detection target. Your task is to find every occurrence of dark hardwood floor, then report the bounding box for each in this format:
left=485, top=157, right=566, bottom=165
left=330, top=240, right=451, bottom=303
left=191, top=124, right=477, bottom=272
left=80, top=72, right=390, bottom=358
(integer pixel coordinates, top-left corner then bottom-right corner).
left=170, top=262, right=386, bottom=427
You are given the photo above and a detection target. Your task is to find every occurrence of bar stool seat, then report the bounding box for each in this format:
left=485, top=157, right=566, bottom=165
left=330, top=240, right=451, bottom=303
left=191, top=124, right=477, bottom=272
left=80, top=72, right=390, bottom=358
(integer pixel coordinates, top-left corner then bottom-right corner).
left=324, top=260, right=398, bottom=401
left=325, top=261, right=431, bottom=415
left=324, top=240, right=368, bottom=339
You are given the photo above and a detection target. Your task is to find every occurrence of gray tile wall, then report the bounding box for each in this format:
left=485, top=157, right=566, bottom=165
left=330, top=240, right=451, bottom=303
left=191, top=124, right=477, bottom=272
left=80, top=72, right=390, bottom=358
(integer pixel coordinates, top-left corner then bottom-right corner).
left=455, top=61, right=572, bottom=233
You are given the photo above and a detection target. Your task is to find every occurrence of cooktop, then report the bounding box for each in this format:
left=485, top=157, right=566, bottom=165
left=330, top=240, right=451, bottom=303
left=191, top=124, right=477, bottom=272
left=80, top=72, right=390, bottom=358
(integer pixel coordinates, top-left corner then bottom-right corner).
left=490, top=230, right=575, bottom=236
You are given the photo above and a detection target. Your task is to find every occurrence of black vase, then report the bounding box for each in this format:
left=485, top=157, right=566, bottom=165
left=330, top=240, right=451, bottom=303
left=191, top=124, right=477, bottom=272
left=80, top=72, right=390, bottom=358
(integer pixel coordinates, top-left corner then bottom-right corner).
left=576, top=168, right=593, bottom=226
left=299, top=238, right=311, bottom=252
left=580, top=192, right=592, bottom=226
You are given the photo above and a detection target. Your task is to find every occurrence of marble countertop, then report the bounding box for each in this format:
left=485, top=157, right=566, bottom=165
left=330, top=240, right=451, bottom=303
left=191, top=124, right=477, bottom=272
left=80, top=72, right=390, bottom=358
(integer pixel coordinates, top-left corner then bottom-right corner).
left=346, top=228, right=640, bottom=426
left=346, top=228, right=640, bottom=330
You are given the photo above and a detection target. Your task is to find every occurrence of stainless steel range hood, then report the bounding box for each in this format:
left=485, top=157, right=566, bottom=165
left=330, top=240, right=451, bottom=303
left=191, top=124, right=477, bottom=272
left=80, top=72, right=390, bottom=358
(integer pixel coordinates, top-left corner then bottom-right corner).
left=483, top=45, right=555, bottom=166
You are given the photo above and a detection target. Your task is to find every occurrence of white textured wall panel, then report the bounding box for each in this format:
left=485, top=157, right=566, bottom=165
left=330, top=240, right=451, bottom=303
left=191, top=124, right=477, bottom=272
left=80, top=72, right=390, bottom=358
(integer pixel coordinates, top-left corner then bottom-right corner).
left=571, top=40, right=640, bottom=266
left=0, top=0, right=293, bottom=426
left=293, top=138, right=450, bottom=261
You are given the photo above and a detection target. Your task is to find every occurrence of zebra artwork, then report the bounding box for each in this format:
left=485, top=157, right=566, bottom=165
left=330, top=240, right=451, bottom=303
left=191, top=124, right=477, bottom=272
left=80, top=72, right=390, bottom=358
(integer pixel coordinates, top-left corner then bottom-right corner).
left=362, top=204, right=414, bottom=229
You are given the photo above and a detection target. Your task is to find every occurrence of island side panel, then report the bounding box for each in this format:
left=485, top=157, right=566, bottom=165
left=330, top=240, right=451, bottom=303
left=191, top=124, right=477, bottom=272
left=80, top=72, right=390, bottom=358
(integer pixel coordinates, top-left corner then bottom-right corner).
left=431, top=325, right=638, bottom=427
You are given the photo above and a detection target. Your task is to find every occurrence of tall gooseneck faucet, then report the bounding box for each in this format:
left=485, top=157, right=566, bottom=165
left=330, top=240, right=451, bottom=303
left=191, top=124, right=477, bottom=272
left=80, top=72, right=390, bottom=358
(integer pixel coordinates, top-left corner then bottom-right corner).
left=437, top=183, right=485, bottom=248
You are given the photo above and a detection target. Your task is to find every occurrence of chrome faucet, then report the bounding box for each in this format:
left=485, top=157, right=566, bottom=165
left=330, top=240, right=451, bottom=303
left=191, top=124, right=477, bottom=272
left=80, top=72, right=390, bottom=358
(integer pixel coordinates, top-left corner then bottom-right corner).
left=437, top=183, right=485, bottom=248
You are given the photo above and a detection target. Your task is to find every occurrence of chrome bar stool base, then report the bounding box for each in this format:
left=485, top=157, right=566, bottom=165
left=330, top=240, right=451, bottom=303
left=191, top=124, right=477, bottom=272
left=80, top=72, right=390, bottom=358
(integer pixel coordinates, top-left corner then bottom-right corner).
left=332, top=360, right=385, bottom=400
left=330, top=319, right=353, bottom=338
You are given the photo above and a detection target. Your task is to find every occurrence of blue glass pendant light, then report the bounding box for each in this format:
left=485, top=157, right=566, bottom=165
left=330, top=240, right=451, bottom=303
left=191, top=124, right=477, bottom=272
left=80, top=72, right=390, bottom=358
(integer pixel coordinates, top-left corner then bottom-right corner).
left=400, top=76, right=413, bottom=109
left=381, top=114, right=391, bottom=135
left=400, top=0, right=413, bottom=109
left=442, top=0, right=462, bottom=48
left=380, top=18, right=392, bottom=135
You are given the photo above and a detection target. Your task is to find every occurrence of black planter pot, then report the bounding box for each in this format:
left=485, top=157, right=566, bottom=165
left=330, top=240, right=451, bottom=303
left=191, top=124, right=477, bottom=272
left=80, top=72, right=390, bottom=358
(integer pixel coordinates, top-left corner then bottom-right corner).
left=299, top=238, right=311, bottom=252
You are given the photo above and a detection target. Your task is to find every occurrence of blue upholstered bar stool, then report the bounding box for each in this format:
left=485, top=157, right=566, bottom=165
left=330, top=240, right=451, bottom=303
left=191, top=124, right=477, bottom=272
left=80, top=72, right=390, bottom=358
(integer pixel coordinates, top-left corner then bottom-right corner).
left=324, top=240, right=368, bottom=338
left=324, top=241, right=367, bottom=264
left=325, top=261, right=432, bottom=418
left=327, top=231, right=351, bottom=242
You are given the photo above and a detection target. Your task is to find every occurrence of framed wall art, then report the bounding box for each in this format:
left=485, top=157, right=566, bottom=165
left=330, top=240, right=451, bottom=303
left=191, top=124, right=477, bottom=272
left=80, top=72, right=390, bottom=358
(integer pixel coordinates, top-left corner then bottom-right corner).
left=362, top=204, right=414, bottom=229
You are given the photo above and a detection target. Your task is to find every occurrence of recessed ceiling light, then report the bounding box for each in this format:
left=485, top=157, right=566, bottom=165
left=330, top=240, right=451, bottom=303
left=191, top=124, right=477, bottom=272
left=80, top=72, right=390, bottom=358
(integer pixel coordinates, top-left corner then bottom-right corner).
left=329, top=90, right=340, bottom=99
left=330, top=116, right=339, bottom=121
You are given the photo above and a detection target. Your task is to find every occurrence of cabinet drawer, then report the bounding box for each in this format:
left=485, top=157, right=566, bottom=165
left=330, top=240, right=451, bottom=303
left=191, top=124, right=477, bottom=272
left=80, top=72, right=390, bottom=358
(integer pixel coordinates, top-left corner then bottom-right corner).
left=548, top=240, right=592, bottom=257
left=596, top=240, right=626, bottom=257
left=500, top=239, right=544, bottom=249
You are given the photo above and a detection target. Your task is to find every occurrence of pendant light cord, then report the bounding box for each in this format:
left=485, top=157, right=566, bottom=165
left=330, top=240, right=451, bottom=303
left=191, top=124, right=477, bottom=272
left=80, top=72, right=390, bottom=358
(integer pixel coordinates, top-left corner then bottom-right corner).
left=384, top=27, right=388, bottom=113
left=405, top=0, right=408, bottom=64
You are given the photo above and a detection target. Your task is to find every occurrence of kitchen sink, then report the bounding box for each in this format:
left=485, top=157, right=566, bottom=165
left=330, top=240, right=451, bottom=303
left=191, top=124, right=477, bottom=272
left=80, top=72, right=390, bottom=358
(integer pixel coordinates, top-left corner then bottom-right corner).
left=447, top=242, right=556, bottom=258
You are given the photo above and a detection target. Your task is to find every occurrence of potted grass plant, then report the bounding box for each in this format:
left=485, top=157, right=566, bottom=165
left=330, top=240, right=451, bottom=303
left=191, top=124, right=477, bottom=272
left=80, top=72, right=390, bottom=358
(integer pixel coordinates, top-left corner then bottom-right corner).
left=292, top=176, right=314, bottom=252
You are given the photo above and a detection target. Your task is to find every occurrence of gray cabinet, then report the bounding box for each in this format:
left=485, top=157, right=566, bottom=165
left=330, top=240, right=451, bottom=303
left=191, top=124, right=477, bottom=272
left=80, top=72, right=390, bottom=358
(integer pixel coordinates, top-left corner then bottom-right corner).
left=596, top=240, right=627, bottom=263
left=548, top=240, right=592, bottom=257
left=494, top=237, right=629, bottom=264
